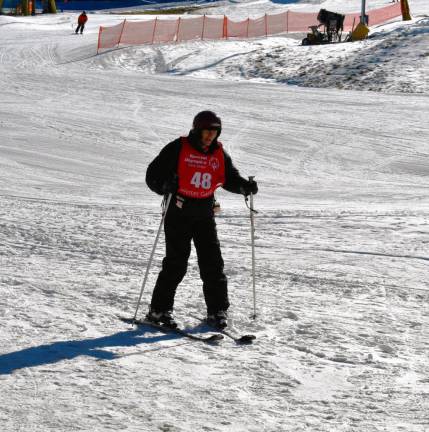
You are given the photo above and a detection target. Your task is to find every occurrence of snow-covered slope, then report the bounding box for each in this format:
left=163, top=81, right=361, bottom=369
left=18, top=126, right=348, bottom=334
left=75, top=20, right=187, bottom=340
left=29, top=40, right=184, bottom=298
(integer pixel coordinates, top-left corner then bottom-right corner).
left=0, top=1, right=428, bottom=431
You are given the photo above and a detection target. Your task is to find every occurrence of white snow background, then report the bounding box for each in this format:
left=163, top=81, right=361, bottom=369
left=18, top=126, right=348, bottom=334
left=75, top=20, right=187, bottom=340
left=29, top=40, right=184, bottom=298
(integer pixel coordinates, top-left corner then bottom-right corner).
left=0, top=0, right=428, bottom=431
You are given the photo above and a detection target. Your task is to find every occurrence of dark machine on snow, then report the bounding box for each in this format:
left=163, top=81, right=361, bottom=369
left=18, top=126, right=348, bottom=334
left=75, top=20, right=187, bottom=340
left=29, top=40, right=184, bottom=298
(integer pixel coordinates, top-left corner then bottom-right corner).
left=302, top=9, right=346, bottom=46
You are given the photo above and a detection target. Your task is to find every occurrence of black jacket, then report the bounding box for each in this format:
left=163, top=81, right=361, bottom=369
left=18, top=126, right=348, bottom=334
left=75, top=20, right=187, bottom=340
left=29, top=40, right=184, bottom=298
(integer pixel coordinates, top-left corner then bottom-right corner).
left=146, top=133, right=249, bottom=216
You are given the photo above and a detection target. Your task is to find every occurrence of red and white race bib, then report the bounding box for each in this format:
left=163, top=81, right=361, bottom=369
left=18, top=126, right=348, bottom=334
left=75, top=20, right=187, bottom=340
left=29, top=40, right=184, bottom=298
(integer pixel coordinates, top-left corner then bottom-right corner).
left=177, top=137, right=225, bottom=199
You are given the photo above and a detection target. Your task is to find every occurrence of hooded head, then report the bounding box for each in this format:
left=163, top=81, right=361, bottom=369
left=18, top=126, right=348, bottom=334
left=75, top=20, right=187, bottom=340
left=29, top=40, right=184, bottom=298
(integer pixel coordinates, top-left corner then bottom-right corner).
left=193, top=110, right=222, bottom=134
left=191, top=111, right=222, bottom=152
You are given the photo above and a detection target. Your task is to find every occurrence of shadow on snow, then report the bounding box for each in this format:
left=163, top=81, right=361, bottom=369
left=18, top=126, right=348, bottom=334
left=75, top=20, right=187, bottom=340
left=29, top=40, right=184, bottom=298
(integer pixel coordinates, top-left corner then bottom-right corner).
left=0, top=327, right=182, bottom=375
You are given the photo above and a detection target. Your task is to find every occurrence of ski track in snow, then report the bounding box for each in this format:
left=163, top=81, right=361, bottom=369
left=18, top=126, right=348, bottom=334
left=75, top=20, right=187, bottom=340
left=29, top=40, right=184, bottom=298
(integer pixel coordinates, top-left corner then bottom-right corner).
left=1, top=1, right=429, bottom=431
left=1, top=197, right=429, bottom=431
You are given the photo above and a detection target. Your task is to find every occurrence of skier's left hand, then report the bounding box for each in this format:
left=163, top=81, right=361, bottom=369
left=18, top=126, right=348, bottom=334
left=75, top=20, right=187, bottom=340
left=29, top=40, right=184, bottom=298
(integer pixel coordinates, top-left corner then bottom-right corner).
left=241, top=179, right=258, bottom=196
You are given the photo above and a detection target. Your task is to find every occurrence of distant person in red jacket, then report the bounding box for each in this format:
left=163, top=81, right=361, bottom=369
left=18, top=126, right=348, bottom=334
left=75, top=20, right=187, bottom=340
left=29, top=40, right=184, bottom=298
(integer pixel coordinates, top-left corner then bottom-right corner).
left=75, top=12, right=88, bottom=35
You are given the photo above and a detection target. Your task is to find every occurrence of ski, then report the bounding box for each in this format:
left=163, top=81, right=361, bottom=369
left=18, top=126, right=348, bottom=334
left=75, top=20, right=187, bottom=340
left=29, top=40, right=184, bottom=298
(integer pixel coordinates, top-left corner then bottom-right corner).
left=119, top=316, right=224, bottom=344
left=212, top=326, right=256, bottom=345
left=191, top=315, right=256, bottom=344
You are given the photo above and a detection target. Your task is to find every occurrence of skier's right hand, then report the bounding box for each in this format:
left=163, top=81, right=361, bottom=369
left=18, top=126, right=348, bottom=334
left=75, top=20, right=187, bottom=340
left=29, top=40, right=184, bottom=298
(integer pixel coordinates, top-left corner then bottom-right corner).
left=161, top=175, right=178, bottom=194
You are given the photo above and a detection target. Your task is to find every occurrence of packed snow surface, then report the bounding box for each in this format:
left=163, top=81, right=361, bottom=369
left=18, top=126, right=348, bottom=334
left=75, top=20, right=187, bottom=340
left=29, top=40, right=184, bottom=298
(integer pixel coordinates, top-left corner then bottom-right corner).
left=1, top=0, right=428, bottom=431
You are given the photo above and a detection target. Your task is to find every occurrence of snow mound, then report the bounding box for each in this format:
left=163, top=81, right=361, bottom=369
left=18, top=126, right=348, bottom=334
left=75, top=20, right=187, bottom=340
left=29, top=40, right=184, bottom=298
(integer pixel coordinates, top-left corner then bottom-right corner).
left=239, top=18, right=429, bottom=93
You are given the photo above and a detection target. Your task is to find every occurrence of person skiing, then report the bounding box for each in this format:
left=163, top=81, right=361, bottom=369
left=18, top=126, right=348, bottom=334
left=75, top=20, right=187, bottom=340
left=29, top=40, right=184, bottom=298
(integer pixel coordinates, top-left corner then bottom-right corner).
left=145, top=111, right=258, bottom=329
left=75, top=12, right=88, bottom=35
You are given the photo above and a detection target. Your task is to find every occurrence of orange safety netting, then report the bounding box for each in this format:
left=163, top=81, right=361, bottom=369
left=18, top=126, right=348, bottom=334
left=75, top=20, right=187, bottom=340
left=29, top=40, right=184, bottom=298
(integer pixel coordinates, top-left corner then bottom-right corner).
left=97, top=2, right=402, bottom=52
left=368, top=2, right=403, bottom=26
left=248, top=16, right=267, bottom=38
left=98, top=21, right=124, bottom=50
left=120, top=20, right=154, bottom=45
left=202, top=16, right=224, bottom=40
left=154, top=18, right=179, bottom=44
left=226, top=18, right=249, bottom=38
left=177, top=16, right=205, bottom=41
left=286, top=11, right=319, bottom=33
left=266, top=12, right=287, bottom=36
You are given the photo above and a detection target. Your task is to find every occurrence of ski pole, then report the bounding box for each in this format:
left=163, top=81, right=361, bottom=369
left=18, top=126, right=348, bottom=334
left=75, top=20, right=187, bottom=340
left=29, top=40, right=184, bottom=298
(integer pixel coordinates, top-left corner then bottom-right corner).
left=248, top=176, right=257, bottom=319
left=132, top=193, right=173, bottom=325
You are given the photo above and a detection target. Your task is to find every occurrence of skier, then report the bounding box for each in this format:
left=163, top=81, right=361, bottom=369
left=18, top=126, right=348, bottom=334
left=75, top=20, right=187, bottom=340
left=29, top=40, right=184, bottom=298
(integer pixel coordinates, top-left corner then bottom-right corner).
left=145, top=111, right=258, bottom=329
left=75, top=12, right=88, bottom=35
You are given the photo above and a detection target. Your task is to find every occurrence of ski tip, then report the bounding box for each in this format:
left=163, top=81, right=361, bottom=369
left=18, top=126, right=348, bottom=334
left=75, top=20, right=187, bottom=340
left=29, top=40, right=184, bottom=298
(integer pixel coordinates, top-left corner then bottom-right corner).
left=237, top=335, right=256, bottom=344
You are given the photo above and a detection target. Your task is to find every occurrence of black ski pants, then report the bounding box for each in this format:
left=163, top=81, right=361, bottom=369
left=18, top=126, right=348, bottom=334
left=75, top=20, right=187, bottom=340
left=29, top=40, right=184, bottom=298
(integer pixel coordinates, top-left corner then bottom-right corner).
left=75, top=24, right=85, bottom=34
left=150, top=204, right=229, bottom=315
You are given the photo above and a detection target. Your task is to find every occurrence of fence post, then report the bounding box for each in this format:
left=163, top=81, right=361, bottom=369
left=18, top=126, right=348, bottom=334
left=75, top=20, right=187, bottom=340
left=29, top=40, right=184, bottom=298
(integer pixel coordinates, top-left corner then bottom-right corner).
left=286, top=10, right=289, bottom=33
left=152, top=17, right=158, bottom=44
left=202, top=14, right=206, bottom=40
left=246, top=17, right=250, bottom=38
left=223, top=15, right=228, bottom=39
left=97, top=27, right=103, bottom=54
left=400, top=0, right=411, bottom=20
left=118, top=19, right=126, bottom=47
left=264, top=13, right=268, bottom=36
left=176, top=17, right=181, bottom=43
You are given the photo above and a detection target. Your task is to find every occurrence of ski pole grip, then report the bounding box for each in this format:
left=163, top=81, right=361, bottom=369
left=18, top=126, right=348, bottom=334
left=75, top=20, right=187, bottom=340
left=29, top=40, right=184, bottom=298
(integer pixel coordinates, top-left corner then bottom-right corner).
left=248, top=176, right=256, bottom=201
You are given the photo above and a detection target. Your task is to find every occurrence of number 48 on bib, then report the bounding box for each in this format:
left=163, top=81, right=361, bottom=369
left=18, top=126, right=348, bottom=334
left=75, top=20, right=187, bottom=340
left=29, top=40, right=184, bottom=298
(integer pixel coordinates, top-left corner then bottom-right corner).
left=190, top=172, right=212, bottom=190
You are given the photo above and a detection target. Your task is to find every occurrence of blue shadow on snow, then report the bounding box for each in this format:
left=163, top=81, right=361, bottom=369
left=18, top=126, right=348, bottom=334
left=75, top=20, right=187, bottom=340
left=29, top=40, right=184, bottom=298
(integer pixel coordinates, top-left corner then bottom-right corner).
left=0, top=327, right=180, bottom=375
left=270, top=0, right=301, bottom=4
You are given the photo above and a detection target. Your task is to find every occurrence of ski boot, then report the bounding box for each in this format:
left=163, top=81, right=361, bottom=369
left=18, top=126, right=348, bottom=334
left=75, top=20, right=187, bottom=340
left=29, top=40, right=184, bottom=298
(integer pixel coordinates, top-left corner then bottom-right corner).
left=146, top=308, right=177, bottom=329
left=207, top=310, right=228, bottom=330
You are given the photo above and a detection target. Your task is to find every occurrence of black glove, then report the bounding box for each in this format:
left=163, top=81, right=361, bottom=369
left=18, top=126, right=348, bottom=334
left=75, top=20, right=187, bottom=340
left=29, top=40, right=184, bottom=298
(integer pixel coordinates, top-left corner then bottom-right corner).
left=161, top=175, right=178, bottom=194
left=240, top=179, right=258, bottom=196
